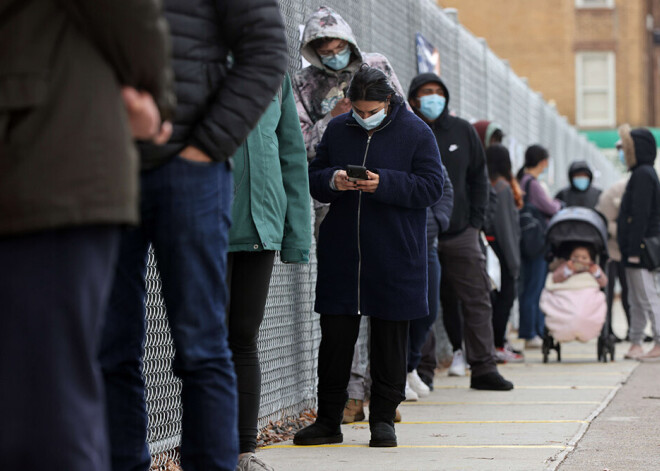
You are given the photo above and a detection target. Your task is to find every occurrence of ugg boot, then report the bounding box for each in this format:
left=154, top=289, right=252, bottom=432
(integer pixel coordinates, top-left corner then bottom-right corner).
left=342, top=399, right=365, bottom=424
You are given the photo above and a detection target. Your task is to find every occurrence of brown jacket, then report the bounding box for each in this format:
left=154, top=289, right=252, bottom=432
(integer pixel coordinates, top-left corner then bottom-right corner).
left=0, top=0, right=175, bottom=236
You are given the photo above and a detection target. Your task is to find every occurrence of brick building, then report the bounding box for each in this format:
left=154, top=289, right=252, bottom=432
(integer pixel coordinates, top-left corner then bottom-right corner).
left=438, top=0, right=660, bottom=146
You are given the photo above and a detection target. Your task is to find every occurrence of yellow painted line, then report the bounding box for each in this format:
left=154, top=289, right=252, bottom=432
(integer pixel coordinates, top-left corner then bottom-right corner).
left=493, top=372, right=626, bottom=376
left=262, top=444, right=569, bottom=450
left=353, top=420, right=588, bottom=425
left=399, top=401, right=600, bottom=406
left=432, top=385, right=616, bottom=390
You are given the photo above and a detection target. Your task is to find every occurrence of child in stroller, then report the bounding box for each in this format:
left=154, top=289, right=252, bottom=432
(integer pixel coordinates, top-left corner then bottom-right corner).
left=541, top=243, right=608, bottom=343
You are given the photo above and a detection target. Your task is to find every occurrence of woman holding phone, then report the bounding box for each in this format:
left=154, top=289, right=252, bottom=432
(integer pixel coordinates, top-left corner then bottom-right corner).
left=294, top=65, right=444, bottom=448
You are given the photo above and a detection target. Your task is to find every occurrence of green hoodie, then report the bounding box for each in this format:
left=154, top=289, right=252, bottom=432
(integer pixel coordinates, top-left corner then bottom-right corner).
left=228, top=74, right=312, bottom=263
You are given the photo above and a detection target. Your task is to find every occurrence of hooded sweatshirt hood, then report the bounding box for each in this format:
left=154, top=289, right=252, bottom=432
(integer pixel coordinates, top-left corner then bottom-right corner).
left=408, top=73, right=450, bottom=123
left=619, top=124, right=657, bottom=169
left=300, top=6, right=363, bottom=74
left=568, top=160, right=593, bottom=190
left=473, top=120, right=504, bottom=149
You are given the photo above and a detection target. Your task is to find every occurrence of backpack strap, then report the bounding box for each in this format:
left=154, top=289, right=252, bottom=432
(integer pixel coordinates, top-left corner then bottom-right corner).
left=523, top=176, right=534, bottom=204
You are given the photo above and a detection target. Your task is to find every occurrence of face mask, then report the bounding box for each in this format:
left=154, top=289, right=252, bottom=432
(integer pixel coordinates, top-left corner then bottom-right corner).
left=321, top=46, right=351, bottom=71
left=572, top=176, right=590, bottom=191
left=540, top=166, right=549, bottom=178
left=618, top=149, right=626, bottom=166
left=419, top=94, right=446, bottom=121
left=352, top=107, right=387, bottom=130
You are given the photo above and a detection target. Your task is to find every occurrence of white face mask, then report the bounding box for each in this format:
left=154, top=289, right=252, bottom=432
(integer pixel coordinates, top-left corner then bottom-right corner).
left=352, top=106, right=387, bottom=130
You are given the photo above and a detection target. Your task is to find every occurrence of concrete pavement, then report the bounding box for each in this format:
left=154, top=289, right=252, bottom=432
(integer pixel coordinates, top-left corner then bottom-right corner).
left=258, top=336, right=641, bottom=470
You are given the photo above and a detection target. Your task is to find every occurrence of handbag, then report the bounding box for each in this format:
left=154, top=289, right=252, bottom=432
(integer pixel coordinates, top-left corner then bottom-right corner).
left=519, top=178, right=547, bottom=259
left=640, top=235, right=660, bottom=270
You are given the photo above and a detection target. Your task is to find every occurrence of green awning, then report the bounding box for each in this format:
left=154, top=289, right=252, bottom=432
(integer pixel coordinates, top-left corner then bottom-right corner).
left=582, top=128, right=660, bottom=149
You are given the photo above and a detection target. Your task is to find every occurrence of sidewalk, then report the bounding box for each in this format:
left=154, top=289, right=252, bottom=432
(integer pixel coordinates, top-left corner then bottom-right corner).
left=257, top=317, right=640, bottom=470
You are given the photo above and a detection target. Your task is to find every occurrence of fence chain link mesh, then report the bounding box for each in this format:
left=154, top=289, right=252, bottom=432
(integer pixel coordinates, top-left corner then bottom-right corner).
left=144, top=0, right=618, bottom=466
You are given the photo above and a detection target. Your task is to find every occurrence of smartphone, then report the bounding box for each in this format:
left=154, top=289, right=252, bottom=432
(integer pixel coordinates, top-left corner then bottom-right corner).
left=346, top=165, right=368, bottom=182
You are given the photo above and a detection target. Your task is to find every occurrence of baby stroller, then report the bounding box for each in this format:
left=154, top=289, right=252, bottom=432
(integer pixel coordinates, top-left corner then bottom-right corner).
left=540, top=207, right=615, bottom=363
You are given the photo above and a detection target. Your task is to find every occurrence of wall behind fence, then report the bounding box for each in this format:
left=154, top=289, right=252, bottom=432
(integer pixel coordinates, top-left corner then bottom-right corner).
left=145, top=0, right=620, bottom=466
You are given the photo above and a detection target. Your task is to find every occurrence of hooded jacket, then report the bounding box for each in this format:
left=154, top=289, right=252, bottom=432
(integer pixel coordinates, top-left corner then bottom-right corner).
left=555, top=161, right=602, bottom=209
left=473, top=120, right=503, bottom=149
left=309, top=100, right=444, bottom=320
left=427, top=167, right=454, bottom=250
left=139, top=0, right=289, bottom=169
left=617, top=125, right=660, bottom=266
left=408, top=73, right=489, bottom=237
left=293, top=6, right=405, bottom=161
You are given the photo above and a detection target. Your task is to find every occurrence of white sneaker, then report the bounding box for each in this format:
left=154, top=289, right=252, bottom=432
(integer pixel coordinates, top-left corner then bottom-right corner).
left=524, top=336, right=543, bottom=349
left=407, top=369, right=430, bottom=397
left=404, top=379, right=419, bottom=401
left=448, top=349, right=466, bottom=377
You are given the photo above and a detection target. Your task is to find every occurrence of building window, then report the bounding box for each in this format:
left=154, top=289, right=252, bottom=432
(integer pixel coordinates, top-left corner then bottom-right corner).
left=575, top=0, right=615, bottom=8
left=576, top=52, right=616, bottom=127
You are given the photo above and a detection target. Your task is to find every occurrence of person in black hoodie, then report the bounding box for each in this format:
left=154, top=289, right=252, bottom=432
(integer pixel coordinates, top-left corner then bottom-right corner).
left=408, top=73, right=513, bottom=391
left=555, top=161, right=602, bottom=209
left=617, top=125, right=660, bottom=360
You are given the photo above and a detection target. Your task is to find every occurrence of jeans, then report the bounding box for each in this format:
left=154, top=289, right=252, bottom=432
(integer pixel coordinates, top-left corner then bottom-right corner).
left=408, top=248, right=441, bottom=371
left=99, top=156, right=238, bottom=471
left=518, top=255, right=547, bottom=339
left=0, top=226, right=119, bottom=471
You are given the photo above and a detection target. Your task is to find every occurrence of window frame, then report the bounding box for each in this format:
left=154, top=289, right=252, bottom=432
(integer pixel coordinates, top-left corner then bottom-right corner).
left=575, top=0, right=615, bottom=9
left=575, top=51, right=616, bottom=128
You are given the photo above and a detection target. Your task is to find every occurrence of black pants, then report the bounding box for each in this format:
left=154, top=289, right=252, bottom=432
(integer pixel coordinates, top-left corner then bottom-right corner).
left=441, top=277, right=463, bottom=351
left=490, top=240, right=517, bottom=349
left=606, top=259, right=631, bottom=335
left=226, top=251, right=275, bottom=454
left=438, top=227, right=497, bottom=377
left=0, top=226, right=119, bottom=471
left=317, top=315, right=408, bottom=425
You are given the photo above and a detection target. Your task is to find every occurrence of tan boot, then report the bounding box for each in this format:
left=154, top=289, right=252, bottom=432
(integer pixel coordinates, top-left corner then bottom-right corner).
left=342, top=399, right=365, bottom=424
left=394, top=408, right=402, bottom=423
left=624, top=344, right=644, bottom=359
left=640, top=344, right=660, bottom=361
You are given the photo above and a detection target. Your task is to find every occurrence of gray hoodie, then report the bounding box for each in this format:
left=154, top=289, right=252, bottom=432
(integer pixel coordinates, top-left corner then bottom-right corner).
left=293, top=6, right=405, bottom=161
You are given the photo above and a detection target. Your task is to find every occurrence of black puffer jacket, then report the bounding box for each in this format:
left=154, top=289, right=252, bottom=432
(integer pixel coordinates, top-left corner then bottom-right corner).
left=554, top=160, right=602, bottom=209
left=140, top=0, right=289, bottom=169
left=617, top=126, right=660, bottom=266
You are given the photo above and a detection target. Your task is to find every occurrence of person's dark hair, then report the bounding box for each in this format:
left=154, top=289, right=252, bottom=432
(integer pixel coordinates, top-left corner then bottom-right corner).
left=347, top=64, right=399, bottom=103
left=490, top=129, right=504, bottom=145
left=486, top=144, right=523, bottom=209
left=516, top=144, right=549, bottom=180
left=559, top=242, right=596, bottom=263
left=309, top=37, right=339, bottom=50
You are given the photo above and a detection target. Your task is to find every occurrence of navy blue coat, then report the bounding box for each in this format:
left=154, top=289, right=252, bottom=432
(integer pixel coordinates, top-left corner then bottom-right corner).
left=309, top=101, right=444, bottom=320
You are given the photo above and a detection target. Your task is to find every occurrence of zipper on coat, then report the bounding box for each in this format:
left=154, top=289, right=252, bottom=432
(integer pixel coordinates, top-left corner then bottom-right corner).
left=357, top=134, right=373, bottom=314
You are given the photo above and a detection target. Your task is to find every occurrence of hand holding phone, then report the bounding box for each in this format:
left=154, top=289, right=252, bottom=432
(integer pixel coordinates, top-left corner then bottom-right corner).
left=346, top=165, right=368, bottom=182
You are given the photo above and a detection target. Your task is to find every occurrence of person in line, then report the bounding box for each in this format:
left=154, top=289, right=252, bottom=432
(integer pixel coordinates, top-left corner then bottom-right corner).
left=517, top=145, right=562, bottom=349
left=596, top=174, right=632, bottom=342
left=99, top=1, right=289, bottom=470
left=0, top=0, right=174, bottom=469
left=227, top=73, right=311, bottom=471
left=294, top=66, right=444, bottom=448
left=617, top=125, right=660, bottom=360
left=473, top=120, right=505, bottom=148
left=486, top=145, right=524, bottom=363
left=293, top=5, right=407, bottom=424
left=405, top=168, right=454, bottom=401
left=407, top=72, right=514, bottom=391
left=555, top=161, right=602, bottom=209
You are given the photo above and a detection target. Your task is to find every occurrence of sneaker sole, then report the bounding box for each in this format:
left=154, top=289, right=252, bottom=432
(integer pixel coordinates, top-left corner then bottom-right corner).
left=293, top=434, right=343, bottom=446
left=369, top=439, right=397, bottom=447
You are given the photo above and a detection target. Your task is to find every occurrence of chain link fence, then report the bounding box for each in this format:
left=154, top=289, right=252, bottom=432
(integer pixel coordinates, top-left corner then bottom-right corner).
left=145, top=0, right=619, bottom=466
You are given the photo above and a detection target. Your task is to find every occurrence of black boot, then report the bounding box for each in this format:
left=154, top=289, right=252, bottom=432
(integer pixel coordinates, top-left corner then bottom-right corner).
left=293, top=418, right=342, bottom=446
left=369, top=421, right=397, bottom=447
left=470, top=371, right=514, bottom=391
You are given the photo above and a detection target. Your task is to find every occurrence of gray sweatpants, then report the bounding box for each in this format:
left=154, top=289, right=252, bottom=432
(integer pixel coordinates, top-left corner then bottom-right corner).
left=625, top=268, right=660, bottom=344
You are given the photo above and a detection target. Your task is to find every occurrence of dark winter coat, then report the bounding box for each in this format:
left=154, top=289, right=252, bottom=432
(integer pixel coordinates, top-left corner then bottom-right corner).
left=554, top=161, right=602, bottom=209
left=139, top=0, right=289, bottom=169
left=408, top=74, right=489, bottom=237
left=0, top=0, right=174, bottom=236
left=427, top=164, right=454, bottom=249
left=617, top=126, right=660, bottom=266
left=309, top=101, right=444, bottom=320
left=491, top=179, right=521, bottom=278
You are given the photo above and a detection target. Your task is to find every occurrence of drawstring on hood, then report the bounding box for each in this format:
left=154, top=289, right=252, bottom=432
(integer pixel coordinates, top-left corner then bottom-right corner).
left=300, top=6, right=363, bottom=75
left=619, top=124, right=657, bottom=170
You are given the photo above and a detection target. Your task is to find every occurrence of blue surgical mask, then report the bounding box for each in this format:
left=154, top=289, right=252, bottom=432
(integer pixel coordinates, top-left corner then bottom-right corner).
left=321, top=46, right=351, bottom=71
left=618, top=149, right=626, bottom=166
left=418, top=94, right=446, bottom=121
left=352, top=107, right=387, bottom=130
left=572, top=176, right=590, bottom=191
